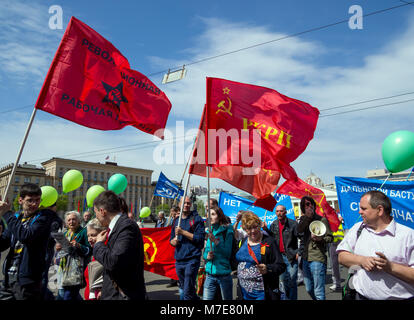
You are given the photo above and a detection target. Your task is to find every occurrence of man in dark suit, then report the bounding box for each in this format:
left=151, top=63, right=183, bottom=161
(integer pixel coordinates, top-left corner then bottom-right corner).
left=93, top=191, right=146, bottom=300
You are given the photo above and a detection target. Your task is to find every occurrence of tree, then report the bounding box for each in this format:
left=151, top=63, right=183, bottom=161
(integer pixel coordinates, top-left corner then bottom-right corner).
left=196, top=200, right=205, bottom=217
left=156, top=203, right=170, bottom=213
left=13, top=194, right=20, bottom=212
left=56, top=194, right=68, bottom=213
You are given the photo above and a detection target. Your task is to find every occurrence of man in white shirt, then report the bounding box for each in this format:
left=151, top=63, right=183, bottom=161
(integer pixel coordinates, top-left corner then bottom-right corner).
left=337, top=190, right=414, bottom=300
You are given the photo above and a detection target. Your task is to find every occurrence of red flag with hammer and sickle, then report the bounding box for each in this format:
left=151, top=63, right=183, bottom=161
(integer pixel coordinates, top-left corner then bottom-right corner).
left=140, top=227, right=178, bottom=280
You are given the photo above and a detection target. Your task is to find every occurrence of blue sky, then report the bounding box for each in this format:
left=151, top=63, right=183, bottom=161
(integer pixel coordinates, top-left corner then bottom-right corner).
left=1, top=0, right=414, bottom=193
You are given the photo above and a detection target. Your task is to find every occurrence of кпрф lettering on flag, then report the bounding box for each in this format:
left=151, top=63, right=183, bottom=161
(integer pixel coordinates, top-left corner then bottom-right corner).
left=189, top=78, right=320, bottom=209
left=277, top=177, right=340, bottom=232
left=35, top=16, right=172, bottom=139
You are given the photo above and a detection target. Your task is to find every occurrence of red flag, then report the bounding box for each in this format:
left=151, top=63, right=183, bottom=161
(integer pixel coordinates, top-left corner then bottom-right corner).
left=276, top=178, right=340, bottom=232
left=205, top=77, right=319, bottom=178
left=253, top=194, right=277, bottom=211
left=140, top=227, right=178, bottom=280
left=35, top=16, right=172, bottom=138
left=189, top=105, right=281, bottom=198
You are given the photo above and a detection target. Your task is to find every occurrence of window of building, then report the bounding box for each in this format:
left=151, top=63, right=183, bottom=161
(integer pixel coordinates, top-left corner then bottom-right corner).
left=24, top=177, right=31, bottom=183
left=141, top=177, right=143, bottom=185
left=146, top=177, right=149, bottom=186
left=135, top=176, right=138, bottom=184
left=15, top=176, right=20, bottom=183
left=35, top=178, right=40, bottom=184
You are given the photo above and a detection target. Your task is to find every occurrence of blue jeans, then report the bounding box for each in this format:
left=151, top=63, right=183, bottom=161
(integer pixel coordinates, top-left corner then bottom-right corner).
left=302, top=260, right=326, bottom=300
left=279, top=254, right=298, bottom=300
left=62, top=286, right=83, bottom=300
left=203, top=274, right=233, bottom=300
left=175, top=259, right=200, bottom=300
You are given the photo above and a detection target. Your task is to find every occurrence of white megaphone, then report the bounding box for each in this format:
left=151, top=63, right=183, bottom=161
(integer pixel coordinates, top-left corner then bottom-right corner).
left=309, top=220, right=326, bottom=237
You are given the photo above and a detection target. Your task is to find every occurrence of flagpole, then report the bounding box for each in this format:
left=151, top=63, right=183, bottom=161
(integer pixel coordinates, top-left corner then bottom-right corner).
left=177, top=134, right=199, bottom=228
left=206, top=165, right=212, bottom=251
left=2, top=107, right=38, bottom=200
left=177, top=171, right=192, bottom=228
left=173, top=136, right=197, bottom=207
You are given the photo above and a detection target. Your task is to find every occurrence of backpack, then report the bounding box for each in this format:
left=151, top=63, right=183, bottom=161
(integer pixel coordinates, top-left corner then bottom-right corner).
left=223, top=227, right=239, bottom=271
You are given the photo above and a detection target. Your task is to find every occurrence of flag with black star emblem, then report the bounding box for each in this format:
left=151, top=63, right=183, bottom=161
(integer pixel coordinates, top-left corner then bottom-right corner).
left=35, top=16, right=172, bottom=139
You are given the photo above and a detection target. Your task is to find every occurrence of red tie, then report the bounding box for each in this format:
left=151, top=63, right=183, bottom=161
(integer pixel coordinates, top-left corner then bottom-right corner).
left=104, top=228, right=110, bottom=245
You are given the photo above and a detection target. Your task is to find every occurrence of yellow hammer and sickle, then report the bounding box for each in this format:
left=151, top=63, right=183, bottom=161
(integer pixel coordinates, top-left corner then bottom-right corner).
left=263, top=169, right=273, bottom=176
left=216, top=97, right=233, bottom=116
left=143, top=236, right=158, bottom=265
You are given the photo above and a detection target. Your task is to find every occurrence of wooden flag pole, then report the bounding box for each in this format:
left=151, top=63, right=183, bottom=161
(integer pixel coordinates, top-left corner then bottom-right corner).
left=207, top=165, right=212, bottom=251
left=2, top=107, right=38, bottom=200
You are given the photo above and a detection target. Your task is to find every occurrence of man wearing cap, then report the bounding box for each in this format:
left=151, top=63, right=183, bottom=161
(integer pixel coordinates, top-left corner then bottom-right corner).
left=297, top=196, right=333, bottom=300
left=337, top=190, right=414, bottom=300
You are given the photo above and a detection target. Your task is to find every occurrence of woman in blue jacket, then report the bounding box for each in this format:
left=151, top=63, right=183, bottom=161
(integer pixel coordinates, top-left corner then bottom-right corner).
left=203, top=207, right=234, bottom=300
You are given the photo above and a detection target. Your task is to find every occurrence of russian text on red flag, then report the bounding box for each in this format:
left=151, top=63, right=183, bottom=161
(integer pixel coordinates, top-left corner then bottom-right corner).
left=205, top=77, right=319, bottom=179
left=35, top=16, right=172, bottom=138
left=189, top=105, right=281, bottom=199
left=140, top=227, right=178, bottom=280
left=276, top=178, right=340, bottom=232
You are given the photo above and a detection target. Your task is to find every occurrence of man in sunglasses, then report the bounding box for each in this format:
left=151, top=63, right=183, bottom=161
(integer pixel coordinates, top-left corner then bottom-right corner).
left=297, top=196, right=333, bottom=300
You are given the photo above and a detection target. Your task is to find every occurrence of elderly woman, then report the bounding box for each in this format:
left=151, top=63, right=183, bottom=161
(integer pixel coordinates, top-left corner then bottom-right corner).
left=55, top=211, right=91, bottom=300
left=203, top=207, right=234, bottom=300
left=84, top=218, right=105, bottom=300
left=233, top=211, right=285, bottom=300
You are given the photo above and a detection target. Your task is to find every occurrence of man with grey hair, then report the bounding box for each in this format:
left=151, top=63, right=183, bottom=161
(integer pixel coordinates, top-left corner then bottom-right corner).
left=338, top=190, right=414, bottom=300
left=155, top=211, right=166, bottom=228
left=81, top=211, right=92, bottom=228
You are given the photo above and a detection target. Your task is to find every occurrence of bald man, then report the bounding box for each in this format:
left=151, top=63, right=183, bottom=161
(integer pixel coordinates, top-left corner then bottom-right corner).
left=170, top=196, right=205, bottom=300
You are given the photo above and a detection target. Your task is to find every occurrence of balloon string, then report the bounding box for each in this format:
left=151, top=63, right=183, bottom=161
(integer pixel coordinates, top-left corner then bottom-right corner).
left=406, top=167, right=414, bottom=181
left=379, top=173, right=391, bottom=190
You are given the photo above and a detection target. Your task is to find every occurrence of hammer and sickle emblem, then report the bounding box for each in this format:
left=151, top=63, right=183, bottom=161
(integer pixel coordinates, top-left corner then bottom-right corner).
left=216, top=97, right=233, bottom=116
left=143, top=236, right=158, bottom=265
left=263, top=169, right=273, bottom=176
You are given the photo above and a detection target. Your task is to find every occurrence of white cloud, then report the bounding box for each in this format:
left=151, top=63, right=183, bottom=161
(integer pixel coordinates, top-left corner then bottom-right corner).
left=2, top=12, right=414, bottom=193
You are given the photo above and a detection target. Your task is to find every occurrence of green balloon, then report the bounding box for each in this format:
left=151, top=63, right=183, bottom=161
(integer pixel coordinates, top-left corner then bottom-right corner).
left=40, top=186, right=58, bottom=208
left=86, top=185, right=105, bottom=208
left=62, top=169, right=83, bottom=193
left=140, top=206, right=151, bottom=218
left=108, top=173, right=128, bottom=195
left=382, top=130, right=414, bottom=173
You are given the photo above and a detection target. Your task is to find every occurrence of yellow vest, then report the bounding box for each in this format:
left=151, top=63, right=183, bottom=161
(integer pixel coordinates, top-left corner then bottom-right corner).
left=333, top=224, right=344, bottom=243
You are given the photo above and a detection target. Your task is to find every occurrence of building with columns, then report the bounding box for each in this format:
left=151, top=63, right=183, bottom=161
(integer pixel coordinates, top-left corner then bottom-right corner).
left=0, top=158, right=153, bottom=214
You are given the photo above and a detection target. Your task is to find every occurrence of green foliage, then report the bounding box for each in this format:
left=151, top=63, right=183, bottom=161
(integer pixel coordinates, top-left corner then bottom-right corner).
left=56, top=194, right=68, bottom=212
left=156, top=203, right=170, bottom=213
left=13, top=194, right=20, bottom=212
left=196, top=200, right=205, bottom=217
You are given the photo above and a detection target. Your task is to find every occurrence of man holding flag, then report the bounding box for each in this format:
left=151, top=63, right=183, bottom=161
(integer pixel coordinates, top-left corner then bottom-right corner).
left=170, top=196, right=205, bottom=300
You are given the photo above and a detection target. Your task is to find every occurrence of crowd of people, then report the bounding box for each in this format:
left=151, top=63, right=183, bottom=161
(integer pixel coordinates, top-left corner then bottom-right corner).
left=0, top=183, right=413, bottom=300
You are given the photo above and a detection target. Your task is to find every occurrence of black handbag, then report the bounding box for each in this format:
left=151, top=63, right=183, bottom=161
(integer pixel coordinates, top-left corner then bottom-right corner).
left=342, top=224, right=365, bottom=300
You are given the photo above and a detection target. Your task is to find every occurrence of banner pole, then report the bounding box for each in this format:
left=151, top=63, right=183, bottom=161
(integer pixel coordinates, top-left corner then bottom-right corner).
left=207, top=166, right=213, bottom=251
left=178, top=171, right=192, bottom=228
left=2, top=107, right=38, bottom=200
